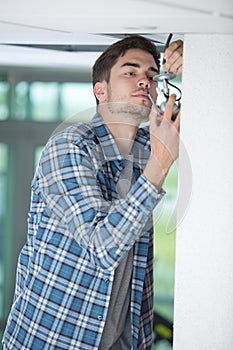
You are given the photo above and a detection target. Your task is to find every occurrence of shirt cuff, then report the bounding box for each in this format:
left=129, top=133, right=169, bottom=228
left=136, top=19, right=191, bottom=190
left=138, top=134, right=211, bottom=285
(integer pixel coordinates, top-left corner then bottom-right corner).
left=128, top=174, right=166, bottom=213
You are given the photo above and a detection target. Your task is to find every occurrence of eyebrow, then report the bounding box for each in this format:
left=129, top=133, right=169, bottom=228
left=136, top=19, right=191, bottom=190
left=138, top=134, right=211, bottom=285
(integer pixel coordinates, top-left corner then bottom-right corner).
left=120, top=62, right=159, bottom=74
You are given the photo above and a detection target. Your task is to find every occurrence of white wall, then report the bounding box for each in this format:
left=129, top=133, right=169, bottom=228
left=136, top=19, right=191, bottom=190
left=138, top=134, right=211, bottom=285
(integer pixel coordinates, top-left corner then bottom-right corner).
left=173, top=34, right=233, bottom=349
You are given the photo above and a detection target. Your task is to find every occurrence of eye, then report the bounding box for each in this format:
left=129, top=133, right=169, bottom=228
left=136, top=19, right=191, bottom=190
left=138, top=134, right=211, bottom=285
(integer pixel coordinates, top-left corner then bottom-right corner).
left=147, top=74, right=159, bottom=83
left=147, top=76, right=159, bottom=86
left=124, top=71, right=136, bottom=77
left=147, top=76, right=154, bottom=82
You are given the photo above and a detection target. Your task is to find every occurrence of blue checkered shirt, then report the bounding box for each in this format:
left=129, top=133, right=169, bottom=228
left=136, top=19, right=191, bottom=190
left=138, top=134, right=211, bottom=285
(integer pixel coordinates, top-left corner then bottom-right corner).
left=3, top=113, right=165, bottom=349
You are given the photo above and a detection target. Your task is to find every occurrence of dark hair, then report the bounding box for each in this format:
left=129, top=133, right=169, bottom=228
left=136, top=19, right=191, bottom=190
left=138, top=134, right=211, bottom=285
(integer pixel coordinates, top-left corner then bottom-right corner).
left=92, top=35, right=161, bottom=104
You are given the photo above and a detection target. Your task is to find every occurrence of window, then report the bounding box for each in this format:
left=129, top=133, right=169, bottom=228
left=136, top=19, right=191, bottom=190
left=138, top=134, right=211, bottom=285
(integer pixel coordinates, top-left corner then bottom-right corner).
left=0, top=143, right=11, bottom=337
left=30, top=82, right=60, bottom=121
left=0, top=82, right=9, bottom=120
left=61, top=83, right=96, bottom=120
left=14, top=81, right=30, bottom=120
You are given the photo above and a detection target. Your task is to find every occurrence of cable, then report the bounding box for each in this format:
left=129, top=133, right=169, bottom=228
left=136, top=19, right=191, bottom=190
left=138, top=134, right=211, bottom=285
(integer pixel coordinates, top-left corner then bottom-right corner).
left=162, top=33, right=173, bottom=65
left=167, top=81, right=182, bottom=101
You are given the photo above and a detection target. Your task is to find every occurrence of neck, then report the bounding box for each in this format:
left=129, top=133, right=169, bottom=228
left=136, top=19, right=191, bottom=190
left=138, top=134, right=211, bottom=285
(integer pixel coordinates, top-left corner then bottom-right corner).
left=107, top=122, right=137, bottom=154
left=98, top=104, right=138, bottom=154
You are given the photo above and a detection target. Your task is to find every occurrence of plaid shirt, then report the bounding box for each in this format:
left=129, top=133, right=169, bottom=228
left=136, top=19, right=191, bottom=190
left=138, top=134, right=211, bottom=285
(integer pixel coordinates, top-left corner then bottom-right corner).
left=3, top=113, right=165, bottom=350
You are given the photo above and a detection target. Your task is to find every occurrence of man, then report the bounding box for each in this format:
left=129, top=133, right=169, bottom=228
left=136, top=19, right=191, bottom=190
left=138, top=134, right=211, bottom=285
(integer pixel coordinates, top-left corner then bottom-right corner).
left=3, top=35, right=183, bottom=349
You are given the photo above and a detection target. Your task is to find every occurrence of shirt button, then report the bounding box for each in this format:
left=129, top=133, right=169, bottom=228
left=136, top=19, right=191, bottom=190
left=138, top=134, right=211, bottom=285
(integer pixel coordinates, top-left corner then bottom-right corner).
left=98, top=315, right=103, bottom=321
left=105, top=278, right=110, bottom=284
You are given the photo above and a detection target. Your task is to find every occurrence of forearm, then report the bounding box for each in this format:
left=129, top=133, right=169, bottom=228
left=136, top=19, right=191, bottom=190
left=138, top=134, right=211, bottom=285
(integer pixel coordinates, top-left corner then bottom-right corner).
left=40, top=174, right=164, bottom=271
left=142, top=154, right=170, bottom=192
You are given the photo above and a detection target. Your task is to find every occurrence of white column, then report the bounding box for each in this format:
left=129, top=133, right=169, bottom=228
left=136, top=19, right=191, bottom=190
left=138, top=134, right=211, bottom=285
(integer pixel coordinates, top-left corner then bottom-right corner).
left=174, top=34, right=233, bottom=349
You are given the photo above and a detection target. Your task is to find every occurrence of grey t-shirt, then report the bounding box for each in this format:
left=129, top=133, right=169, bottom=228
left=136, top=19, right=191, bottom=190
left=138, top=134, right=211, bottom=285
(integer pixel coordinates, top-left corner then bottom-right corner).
left=99, top=155, right=134, bottom=350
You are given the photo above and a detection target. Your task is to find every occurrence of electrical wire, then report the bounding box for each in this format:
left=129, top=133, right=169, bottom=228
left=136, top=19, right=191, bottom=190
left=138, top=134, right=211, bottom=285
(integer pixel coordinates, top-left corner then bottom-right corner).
left=162, top=33, right=173, bottom=65
left=167, top=81, right=182, bottom=101
left=162, top=33, right=182, bottom=102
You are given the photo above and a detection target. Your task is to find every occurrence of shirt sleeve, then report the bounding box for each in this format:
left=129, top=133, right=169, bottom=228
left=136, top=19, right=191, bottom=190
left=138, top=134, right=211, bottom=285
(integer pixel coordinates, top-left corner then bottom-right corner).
left=35, top=135, right=165, bottom=271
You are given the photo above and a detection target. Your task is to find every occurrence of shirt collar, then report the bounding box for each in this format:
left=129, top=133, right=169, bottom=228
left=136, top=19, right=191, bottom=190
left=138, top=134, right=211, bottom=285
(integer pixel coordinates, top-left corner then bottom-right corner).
left=90, top=113, right=151, bottom=170
left=90, top=112, right=122, bottom=162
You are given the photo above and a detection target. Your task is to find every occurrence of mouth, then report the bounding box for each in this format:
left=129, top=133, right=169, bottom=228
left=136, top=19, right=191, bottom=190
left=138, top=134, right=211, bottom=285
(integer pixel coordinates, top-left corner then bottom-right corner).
left=132, top=92, right=149, bottom=100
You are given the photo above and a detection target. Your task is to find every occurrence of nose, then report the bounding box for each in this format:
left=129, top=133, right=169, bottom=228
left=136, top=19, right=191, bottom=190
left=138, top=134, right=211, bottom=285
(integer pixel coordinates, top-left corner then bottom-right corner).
left=137, top=75, right=151, bottom=89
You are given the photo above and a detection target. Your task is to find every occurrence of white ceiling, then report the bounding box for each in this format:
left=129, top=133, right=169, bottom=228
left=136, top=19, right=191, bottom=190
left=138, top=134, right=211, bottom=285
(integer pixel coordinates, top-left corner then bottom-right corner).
left=1, top=0, right=232, bottom=41
left=0, top=0, right=232, bottom=74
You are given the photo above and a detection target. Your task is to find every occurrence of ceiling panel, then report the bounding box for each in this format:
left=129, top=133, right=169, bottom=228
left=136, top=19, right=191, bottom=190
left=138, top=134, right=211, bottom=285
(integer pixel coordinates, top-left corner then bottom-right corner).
left=0, top=0, right=232, bottom=41
left=143, top=0, right=233, bottom=16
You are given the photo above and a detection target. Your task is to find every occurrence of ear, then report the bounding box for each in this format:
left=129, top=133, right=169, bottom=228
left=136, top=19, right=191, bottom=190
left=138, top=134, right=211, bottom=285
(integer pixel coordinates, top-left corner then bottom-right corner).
left=93, top=81, right=107, bottom=103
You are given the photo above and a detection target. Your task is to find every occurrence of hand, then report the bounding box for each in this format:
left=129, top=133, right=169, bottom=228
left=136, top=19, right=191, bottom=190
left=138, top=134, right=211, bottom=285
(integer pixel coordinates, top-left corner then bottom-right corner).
left=163, top=40, right=183, bottom=75
left=143, top=94, right=180, bottom=190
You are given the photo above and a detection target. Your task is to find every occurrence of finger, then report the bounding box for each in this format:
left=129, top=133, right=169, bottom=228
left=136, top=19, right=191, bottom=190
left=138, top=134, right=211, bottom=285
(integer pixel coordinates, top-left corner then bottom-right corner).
left=173, top=109, right=181, bottom=132
left=164, top=40, right=183, bottom=60
left=163, top=40, right=183, bottom=74
left=175, top=64, right=183, bottom=75
left=164, top=52, right=183, bottom=74
left=149, top=104, right=159, bottom=126
left=166, top=52, right=182, bottom=67
left=164, top=94, right=177, bottom=122
left=165, top=59, right=183, bottom=75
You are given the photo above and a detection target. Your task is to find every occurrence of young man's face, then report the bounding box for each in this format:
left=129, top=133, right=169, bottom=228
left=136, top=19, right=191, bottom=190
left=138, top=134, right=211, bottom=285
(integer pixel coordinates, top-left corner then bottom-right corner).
left=106, top=48, right=159, bottom=121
